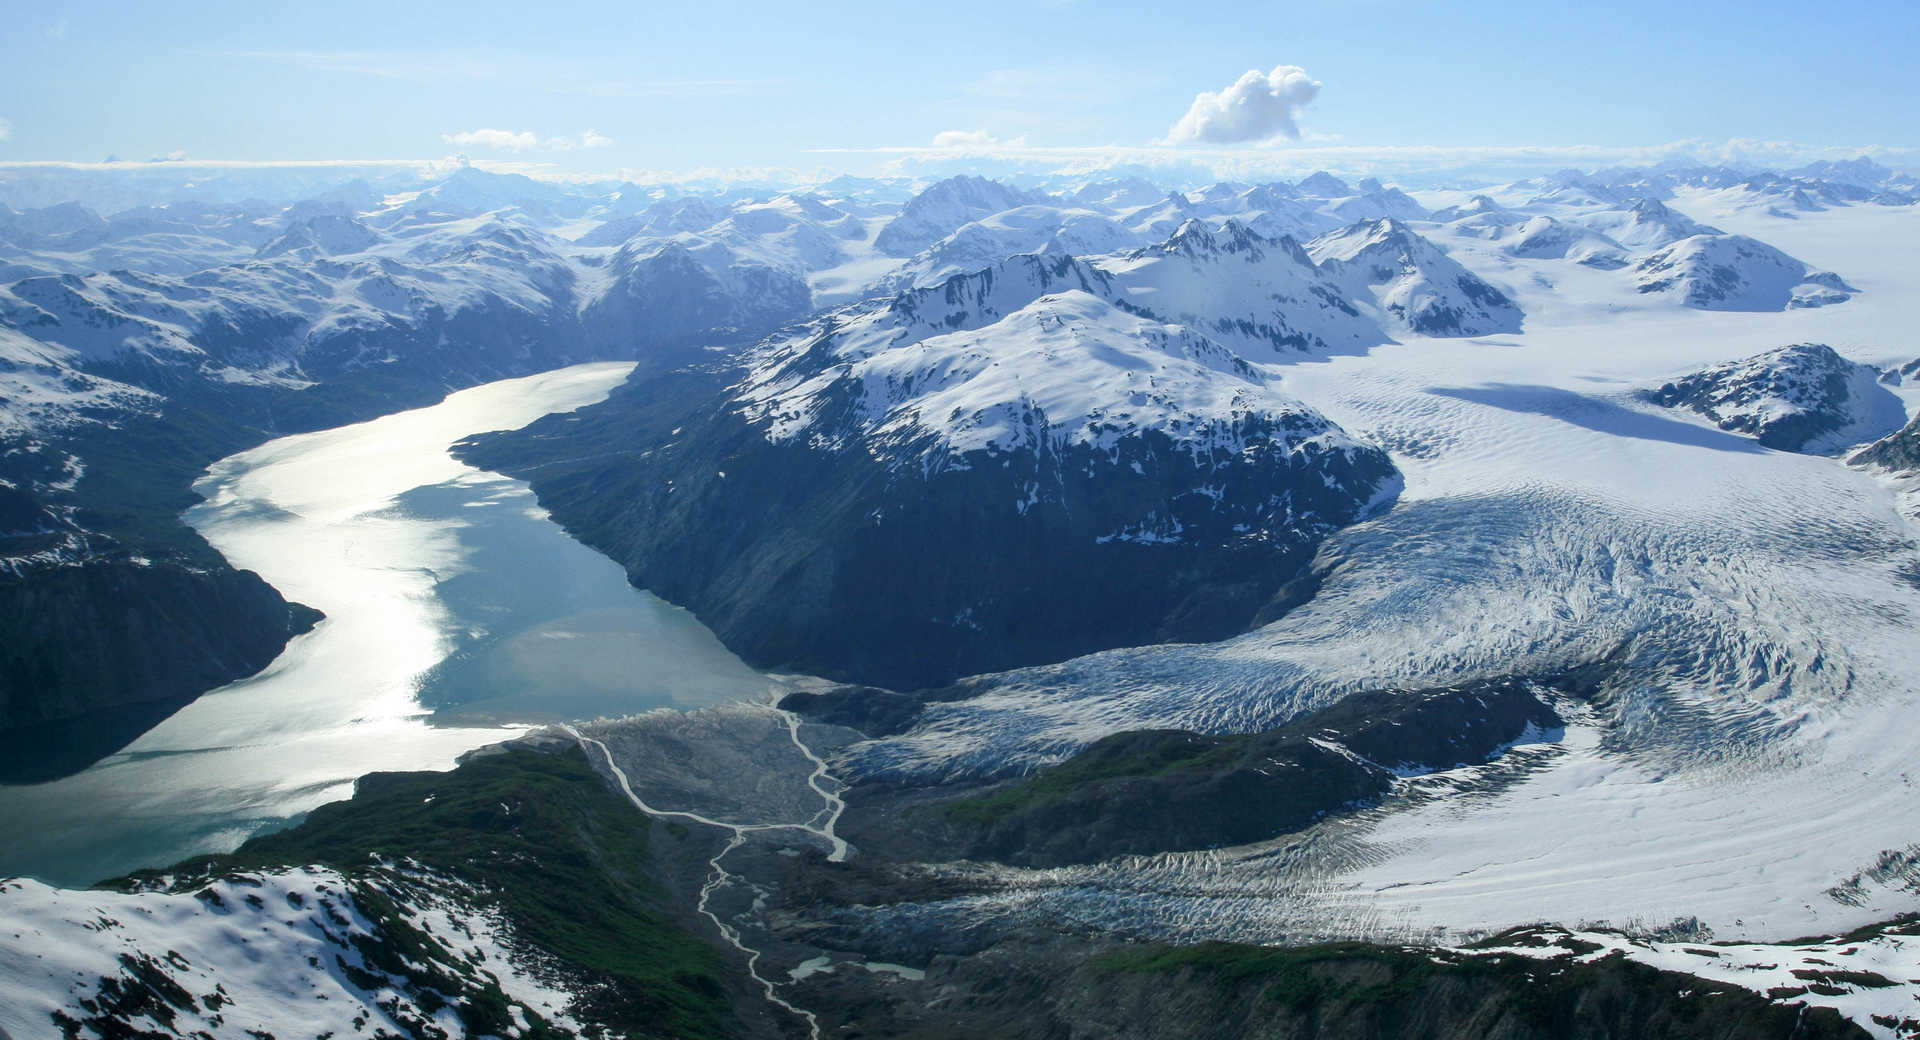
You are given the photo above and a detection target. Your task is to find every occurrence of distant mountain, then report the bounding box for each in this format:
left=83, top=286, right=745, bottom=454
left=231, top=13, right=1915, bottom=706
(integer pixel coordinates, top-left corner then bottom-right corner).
left=1068, top=176, right=1167, bottom=210
left=1295, top=171, right=1353, bottom=198
left=255, top=214, right=380, bottom=259
left=572, top=196, right=731, bottom=246
left=1120, top=191, right=1202, bottom=239
left=875, top=204, right=1138, bottom=291
left=1099, top=219, right=1385, bottom=356
left=582, top=240, right=812, bottom=350
left=1585, top=197, right=1722, bottom=251
left=1633, top=234, right=1855, bottom=310
left=1308, top=218, right=1523, bottom=336
left=1429, top=194, right=1508, bottom=224
left=873, top=175, right=1051, bottom=257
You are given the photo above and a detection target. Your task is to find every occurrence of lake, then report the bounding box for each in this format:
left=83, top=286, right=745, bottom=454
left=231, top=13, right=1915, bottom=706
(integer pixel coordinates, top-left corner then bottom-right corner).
left=0, top=363, right=770, bottom=886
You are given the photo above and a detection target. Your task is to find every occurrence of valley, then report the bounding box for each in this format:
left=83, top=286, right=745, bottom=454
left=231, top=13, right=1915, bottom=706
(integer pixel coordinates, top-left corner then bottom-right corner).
left=2, top=156, right=1920, bottom=1038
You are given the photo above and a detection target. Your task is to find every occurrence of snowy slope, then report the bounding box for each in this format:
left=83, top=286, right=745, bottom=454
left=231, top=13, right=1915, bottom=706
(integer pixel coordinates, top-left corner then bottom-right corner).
left=873, top=176, right=1050, bottom=257
left=1583, top=197, right=1722, bottom=251
left=0, top=326, right=159, bottom=435
left=875, top=204, right=1140, bottom=291
left=1469, top=923, right=1920, bottom=1040
left=741, top=287, right=1356, bottom=465
left=0, top=866, right=586, bottom=1040
left=1503, top=215, right=1629, bottom=268
left=1307, top=218, right=1523, bottom=336
left=1096, top=219, right=1385, bottom=356
left=1635, top=233, right=1857, bottom=310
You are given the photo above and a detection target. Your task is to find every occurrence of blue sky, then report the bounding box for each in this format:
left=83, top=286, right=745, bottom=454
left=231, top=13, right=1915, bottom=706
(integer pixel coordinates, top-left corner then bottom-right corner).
left=2, top=0, right=1915, bottom=179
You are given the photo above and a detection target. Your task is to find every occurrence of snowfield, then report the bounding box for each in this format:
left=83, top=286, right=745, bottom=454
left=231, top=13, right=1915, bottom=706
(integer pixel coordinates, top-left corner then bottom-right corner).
left=0, top=865, right=587, bottom=1040
left=1465, top=922, right=1920, bottom=1040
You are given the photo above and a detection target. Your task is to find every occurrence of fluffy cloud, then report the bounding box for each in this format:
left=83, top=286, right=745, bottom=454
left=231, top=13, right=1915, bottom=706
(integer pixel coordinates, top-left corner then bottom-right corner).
left=1167, top=65, right=1320, bottom=145
left=440, top=128, right=613, bottom=152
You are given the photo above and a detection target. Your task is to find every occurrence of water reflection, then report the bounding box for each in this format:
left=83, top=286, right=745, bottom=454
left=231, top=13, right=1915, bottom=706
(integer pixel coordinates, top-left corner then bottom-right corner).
left=0, top=363, right=769, bottom=886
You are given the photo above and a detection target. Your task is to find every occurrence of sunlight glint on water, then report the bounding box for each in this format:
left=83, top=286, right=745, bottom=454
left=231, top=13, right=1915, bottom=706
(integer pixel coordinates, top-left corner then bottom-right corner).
left=0, top=362, right=770, bottom=887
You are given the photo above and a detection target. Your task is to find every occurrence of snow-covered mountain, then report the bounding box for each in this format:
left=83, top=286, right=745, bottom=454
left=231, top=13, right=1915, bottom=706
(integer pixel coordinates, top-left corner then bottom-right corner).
left=1502, top=215, right=1630, bottom=268
left=0, top=867, right=589, bottom=1040
left=1646, top=343, right=1907, bottom=453
left=874, top=204, right=1139, bottom=291
left=1097, top=219, right=1385, bottom=355
left=0, top=212, right=808, bottom=428
left=1633, top=233, right=1857, bottom=310
left=254, top=213, right=381, bottom=259
left=1307, top=218, right=1523, bottom=336
left=872, top=175, right=1050, bottom=256
left=462, top=229, right=1404, bottom=689
left=1582, top=197, right=1722, bottom=251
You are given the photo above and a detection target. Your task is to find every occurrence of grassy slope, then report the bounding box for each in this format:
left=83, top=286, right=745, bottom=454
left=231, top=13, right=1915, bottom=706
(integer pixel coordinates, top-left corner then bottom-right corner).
left=1083, top=940, right=1869, bottom=1039
left=152, top=743, right=734, bottom=1039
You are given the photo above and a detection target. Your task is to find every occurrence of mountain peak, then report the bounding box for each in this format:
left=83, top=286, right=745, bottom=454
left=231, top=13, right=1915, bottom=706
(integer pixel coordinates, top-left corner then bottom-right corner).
left=1297, top=171, right=1353, bottom=198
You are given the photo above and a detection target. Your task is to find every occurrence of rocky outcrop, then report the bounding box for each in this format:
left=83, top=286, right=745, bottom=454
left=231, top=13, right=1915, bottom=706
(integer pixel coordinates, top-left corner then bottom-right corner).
left=1851, top=412, right=1920, bottom=473
left=0, top=557, right=318, bottom=782
left=1646, top=343, right=1906, bottom=453
left=788, top=937, right=1868, bottom=1040
left=825, top=679, right=1560, bottom=867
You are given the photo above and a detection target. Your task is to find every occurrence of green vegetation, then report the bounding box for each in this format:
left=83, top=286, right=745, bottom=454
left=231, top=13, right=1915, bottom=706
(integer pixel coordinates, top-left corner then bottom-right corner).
left=146, top=744, right=733, bottom=1040
left=58, top=403, right=262, bottom=559
left=1089, top=938, right=1869, bottom=1037
left=936, top=730, right=1241, bottom=825
left=1092, top=940, right=1454, bottom=1009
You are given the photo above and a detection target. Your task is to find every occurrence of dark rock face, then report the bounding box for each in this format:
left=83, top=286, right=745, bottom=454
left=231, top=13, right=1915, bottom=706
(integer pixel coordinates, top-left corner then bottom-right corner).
left=789, top=938, right=1869, bottom=1040
left=1852, top=413, right=1920, bottom=473
left=0, top=558, right=319, bottom=782
left=829, top=678, right=1561, bottom=868
left=461, top=368, right=1396, bottom=691
left=581, top=241, right=812, bottom=353
left=1645, top=343, right=1905, bottom=453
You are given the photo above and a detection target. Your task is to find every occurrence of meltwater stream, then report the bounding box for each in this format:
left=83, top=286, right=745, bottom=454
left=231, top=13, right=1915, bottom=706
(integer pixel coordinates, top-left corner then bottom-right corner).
left=0, top=363, right=771, bottom=887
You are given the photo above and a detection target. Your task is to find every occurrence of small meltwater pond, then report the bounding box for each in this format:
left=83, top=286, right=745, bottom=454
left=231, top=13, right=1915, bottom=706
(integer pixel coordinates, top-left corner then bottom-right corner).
left=0, top=362, right=771, bottom=887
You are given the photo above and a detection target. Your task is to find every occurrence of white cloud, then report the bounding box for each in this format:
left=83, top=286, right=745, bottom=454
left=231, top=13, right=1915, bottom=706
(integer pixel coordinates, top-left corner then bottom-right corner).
left=440, top=129, right=612, bottom=152
left=929, top=129, right=1026, bottom=151
left=1167, top=64, right=1321, bottom=145
left=805, top=138, right=1920, bottom=187
left=443, top=128, right=541, bottom=151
